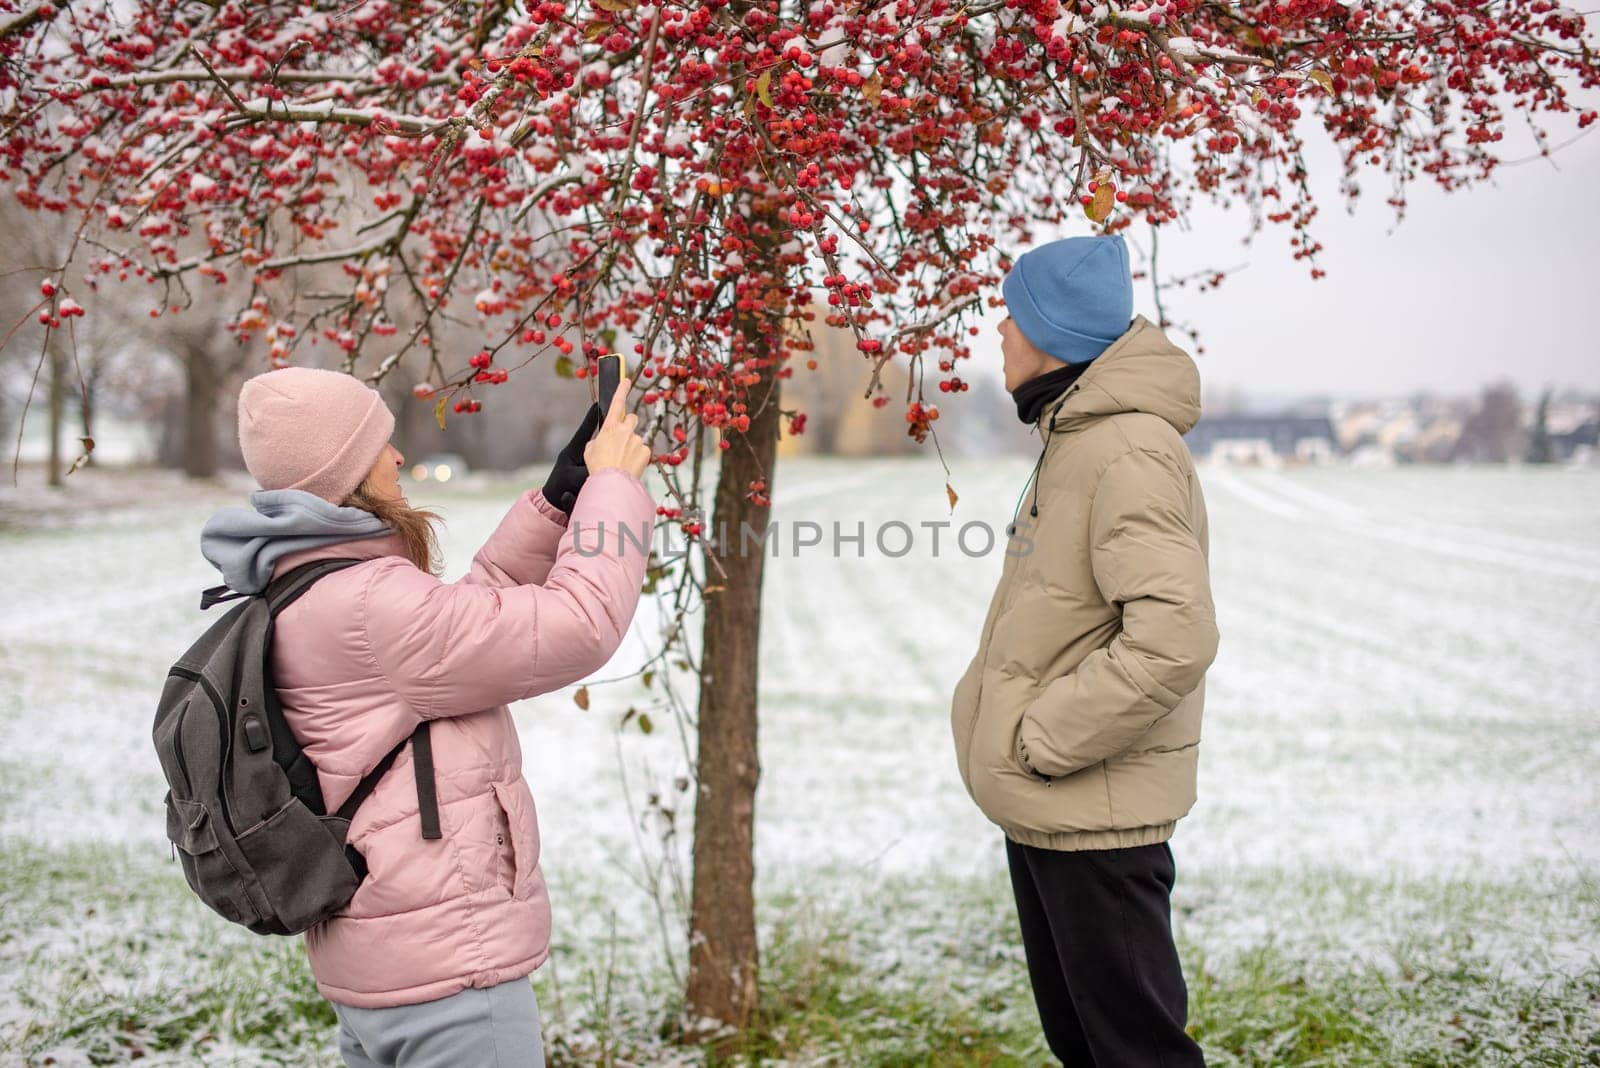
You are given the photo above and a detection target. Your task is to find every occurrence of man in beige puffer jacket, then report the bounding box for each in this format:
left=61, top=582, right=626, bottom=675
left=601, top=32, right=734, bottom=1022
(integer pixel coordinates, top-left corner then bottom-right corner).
left=950, top=235, right=1218, bottom=1066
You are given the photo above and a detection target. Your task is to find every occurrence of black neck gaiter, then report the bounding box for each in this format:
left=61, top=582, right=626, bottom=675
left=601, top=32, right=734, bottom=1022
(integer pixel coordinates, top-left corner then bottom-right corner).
left=1012, top=361, right=1090, bottom=426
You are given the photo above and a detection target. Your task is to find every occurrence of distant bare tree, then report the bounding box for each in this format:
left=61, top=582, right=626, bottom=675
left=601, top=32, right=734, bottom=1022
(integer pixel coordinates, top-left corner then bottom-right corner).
left=1454, top=382, right=1527, bottom=464
left=1527, top=388, right=1554, bottom=465
left=0, top=201, right=88, bottom=485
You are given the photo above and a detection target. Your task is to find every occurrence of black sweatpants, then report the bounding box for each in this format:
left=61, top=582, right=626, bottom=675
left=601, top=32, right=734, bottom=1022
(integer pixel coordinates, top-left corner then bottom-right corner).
left=1006, top=836, right=1204, bottom=1067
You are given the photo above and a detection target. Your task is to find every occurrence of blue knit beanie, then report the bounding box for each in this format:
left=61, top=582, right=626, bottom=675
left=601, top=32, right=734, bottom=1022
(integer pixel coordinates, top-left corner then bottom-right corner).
left=1001, top=235, right=1132, bottom=364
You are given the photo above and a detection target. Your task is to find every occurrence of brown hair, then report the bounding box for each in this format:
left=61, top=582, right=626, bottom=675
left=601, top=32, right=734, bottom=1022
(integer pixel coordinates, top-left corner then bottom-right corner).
left=342, top=480, right=443, bottom=576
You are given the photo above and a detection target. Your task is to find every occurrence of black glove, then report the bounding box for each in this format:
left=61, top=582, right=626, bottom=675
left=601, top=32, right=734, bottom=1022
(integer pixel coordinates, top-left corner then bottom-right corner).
left=542, top=403, right=602, bottom=515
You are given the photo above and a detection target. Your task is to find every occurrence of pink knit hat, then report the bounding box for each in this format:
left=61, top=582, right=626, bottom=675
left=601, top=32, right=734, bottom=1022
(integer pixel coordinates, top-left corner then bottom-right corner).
left=237, top=367, right=396, bottom=503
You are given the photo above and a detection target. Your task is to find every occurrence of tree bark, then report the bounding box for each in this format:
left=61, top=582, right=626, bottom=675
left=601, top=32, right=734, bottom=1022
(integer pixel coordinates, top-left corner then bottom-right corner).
left=79, top=364, right=96, bottom=469
left=684, top=347, right=781, bottom=1037
left=184, top=348, right=219, bottom=479
left=46, top=335, right=65, bottom=487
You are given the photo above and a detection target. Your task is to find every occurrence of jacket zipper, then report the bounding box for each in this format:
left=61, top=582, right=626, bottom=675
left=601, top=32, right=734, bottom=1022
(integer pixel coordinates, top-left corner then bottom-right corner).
left=1008, top=385, right=1078, bottom=536
left=972, top=385, right=1082, bottom=777
left=169, top=667, right=235, bottom=834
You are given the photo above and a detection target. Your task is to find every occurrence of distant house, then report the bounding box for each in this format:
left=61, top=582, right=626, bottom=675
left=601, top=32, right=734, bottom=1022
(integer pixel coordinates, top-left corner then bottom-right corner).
left=1551, top=420, right=1598, bottom=463
left=1184, top=415, right=1339, bottom=465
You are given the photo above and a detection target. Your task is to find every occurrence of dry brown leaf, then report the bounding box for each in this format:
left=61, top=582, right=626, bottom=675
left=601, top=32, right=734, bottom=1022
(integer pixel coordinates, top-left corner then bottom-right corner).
left=863, top=70, right=883, bottom=105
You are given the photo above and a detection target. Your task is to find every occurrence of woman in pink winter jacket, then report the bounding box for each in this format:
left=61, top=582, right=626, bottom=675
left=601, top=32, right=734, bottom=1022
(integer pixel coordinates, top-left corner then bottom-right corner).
left=206, top=366, right=655, bottom=1067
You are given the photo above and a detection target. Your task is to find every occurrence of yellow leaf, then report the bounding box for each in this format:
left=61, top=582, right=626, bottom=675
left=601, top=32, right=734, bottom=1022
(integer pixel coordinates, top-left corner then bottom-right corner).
left=1085, top=182, right=1115, bottom=223
left=594, top=0, right=636, bottom=10
left=863, top=70, right=883, bottom=105
left=638, top=712, right=654, bottom=734
left=584, top=21, right=609, bottom=42
left=756, top=68, right=774, bottom=109
left=554, top=354, right=574, bottom=378
left=434, top=394, right=449, bottom=429
left=946, top=482, right=959, bottom=511
left=574, top=685, right=590, bottom=710
left=1308, top=69, right=1335, bottom=94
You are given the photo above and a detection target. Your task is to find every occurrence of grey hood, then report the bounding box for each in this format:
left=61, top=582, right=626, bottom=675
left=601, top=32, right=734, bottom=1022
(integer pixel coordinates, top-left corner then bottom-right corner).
left=201, top=489, right=390, bottom=595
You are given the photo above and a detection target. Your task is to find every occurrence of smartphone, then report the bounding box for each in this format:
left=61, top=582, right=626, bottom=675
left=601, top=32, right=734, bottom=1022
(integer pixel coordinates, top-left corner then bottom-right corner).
left=597, top=353, right=622, bottom=418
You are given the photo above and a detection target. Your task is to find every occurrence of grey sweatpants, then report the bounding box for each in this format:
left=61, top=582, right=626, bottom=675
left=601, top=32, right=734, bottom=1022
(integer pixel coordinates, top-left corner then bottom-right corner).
left=333, top=976, right=544, bottom=1068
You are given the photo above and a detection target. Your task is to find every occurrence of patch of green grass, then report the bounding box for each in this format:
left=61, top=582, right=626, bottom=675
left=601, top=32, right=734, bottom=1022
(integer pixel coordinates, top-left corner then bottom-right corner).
left=1189, top=941, right=1600, bottom=1067
left=4, top=841, right=1597, bottom=1067
left=1, top=839, right=338, bottom=1066
left=718, top=889, right=1042, bottom=1067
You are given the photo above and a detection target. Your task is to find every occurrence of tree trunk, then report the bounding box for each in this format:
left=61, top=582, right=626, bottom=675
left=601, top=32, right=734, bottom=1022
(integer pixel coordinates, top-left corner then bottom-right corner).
left=684, top=349, right=781, bottom=1037
left=46, top=336, right=65, bottom=487
left=1528, top=388, right=1553, bottom=464
left=79, top=369, right=96, bottom=469
left=184, top=349, right=219, bottom=479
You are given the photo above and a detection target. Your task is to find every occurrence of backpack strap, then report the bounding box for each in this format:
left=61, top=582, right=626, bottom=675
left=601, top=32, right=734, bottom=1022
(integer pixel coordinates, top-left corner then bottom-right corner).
left=262, top=557, right=442, bottom=847
left=200, top=558, right=361, bottom=613
left=336, top=729, right=415, bottom=824
left=334, top=723, right=442, bottom=852
left=411, top=722, right=442, bottom=840
left=336, top=730, right=411, bottom=883
left=265, top=558, right=363, bottom=614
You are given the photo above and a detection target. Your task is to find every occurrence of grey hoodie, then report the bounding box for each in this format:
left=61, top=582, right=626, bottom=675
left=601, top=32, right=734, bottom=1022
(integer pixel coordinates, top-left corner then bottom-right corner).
left=201, top=489, right=391, bottom=595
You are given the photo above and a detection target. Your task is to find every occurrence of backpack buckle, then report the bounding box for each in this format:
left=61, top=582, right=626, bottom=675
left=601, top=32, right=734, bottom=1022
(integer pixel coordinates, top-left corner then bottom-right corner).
left=200, top=584, right=247, bottom=610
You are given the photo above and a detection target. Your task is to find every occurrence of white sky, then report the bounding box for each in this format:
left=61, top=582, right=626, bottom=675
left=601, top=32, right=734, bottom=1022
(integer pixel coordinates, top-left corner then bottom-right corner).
left=969, top=121, right=1600, bottom=402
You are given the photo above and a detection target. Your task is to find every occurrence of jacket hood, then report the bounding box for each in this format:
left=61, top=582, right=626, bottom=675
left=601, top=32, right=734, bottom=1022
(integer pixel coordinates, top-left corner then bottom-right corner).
left=201, top=488, right=392, bottom=595
left=1038, top=316, right=1201, bottom=439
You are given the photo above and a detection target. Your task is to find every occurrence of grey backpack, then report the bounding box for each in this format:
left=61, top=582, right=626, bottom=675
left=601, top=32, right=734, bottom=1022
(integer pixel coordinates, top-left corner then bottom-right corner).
left=154, top=558, right=440, bottom=935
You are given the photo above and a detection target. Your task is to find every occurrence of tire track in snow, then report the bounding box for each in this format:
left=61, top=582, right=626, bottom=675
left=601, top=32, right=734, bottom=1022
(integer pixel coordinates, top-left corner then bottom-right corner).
left=1219, top=579, right=1563, bottom=715
left=1252, top=470, right=1600, bottom=571
left=1204, top=468, right=1600, bottom=584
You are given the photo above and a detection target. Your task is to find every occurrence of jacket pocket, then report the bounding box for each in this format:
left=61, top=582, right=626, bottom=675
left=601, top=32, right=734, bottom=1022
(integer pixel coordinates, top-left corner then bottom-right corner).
left=489, top=781, right=528, bottom=898
left=1011, top=720, right=1053, bottom=783
left=488, top=788, right=516, bottom=897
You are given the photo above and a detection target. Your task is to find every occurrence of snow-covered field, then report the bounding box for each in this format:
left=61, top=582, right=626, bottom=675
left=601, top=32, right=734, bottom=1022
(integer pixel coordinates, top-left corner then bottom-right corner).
left=1, top=458, right=1597, bottom=1065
